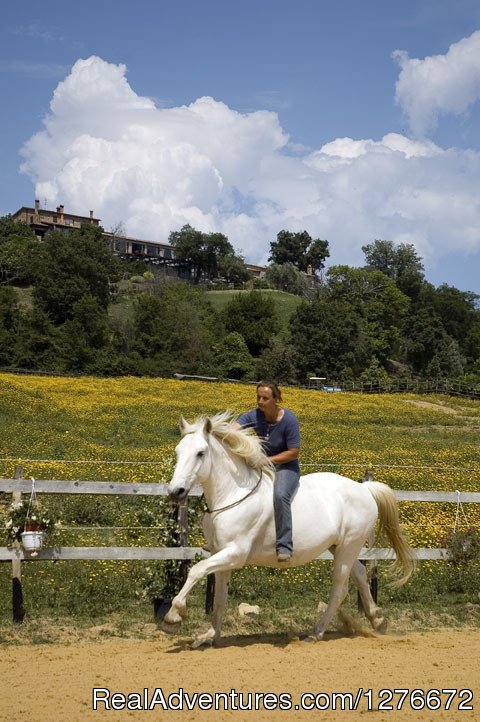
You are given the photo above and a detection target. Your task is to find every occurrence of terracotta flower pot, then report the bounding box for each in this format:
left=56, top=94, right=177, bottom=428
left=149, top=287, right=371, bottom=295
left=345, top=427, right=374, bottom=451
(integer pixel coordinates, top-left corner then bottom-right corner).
left=24, top=521, right=43, bottom=532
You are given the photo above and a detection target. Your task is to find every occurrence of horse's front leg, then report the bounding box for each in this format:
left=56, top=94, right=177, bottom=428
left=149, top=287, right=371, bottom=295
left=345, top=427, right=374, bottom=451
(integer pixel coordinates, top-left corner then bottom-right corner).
left=191, top=570, right=231, bottom=648
left=162, top=546, right=245, bottom=633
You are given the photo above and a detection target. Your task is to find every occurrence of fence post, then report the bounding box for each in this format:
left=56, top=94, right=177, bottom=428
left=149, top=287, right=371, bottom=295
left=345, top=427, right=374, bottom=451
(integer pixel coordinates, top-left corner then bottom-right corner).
left=12, top=465, right=25, bottom=623
left=205, top=574, right=215, bottom=614
left=177, top=499, right=189, bottom=588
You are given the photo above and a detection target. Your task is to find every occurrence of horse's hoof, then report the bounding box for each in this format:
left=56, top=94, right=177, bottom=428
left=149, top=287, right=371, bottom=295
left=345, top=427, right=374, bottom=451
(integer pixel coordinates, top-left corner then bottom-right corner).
left=373, top=617, right=388, bottom=634
left=164, top=608, right=183, bottom=625
left=160, top=619, right=181, bottom=634
left=191, top=633, right=215, bottom=649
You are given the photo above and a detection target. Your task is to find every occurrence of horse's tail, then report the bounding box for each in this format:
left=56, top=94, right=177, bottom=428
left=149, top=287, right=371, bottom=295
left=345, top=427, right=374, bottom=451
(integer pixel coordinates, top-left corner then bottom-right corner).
left=364, top=481, right=415, bottom=587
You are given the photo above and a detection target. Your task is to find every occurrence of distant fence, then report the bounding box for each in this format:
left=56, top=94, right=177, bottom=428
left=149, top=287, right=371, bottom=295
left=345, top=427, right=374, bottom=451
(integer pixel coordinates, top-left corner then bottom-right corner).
left=2, top=369, right=480, bottom=400
left=2, top=467, right=480, bottom=622
left=175, top=374, right=480, bottom=400
left=330, top=378, right=480, bottom=400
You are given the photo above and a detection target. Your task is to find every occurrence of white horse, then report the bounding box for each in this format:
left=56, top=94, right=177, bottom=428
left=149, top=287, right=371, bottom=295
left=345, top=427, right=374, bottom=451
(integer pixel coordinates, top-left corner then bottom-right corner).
left=163, top=412, right=414, bottom=647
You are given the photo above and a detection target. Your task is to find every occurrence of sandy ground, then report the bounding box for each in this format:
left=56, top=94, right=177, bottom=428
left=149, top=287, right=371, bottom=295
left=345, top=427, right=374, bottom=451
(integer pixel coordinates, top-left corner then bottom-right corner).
left=1, top=628, right=479, bottom=721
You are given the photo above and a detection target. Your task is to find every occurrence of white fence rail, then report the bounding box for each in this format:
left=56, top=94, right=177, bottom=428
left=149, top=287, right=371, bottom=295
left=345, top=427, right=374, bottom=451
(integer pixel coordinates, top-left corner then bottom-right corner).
left=1, top=476, right=479, bottom=563
left=2, top=472, right=479, bottom=622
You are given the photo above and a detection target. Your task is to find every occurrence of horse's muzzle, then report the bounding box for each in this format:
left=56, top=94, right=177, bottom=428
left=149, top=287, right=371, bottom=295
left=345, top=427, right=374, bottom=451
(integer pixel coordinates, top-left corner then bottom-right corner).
left=168, top=486, right=188, bottom=502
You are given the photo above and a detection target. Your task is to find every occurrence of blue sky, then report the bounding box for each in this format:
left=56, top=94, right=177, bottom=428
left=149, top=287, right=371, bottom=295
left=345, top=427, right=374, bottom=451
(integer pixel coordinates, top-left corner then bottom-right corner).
left=2, top=0, right=480, bottom=294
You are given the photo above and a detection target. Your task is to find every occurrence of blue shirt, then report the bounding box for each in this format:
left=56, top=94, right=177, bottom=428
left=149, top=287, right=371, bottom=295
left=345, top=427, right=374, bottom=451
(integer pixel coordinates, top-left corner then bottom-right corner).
left=237, top=408, right=300, bottom=472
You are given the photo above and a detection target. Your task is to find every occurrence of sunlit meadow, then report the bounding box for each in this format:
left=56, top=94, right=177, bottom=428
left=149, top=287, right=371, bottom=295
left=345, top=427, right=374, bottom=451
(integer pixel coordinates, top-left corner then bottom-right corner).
left=0, top=372, right=479, bottom=634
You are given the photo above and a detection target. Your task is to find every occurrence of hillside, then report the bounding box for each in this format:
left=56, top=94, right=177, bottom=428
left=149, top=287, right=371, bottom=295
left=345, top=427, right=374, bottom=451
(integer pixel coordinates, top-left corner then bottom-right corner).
left=206, top=288, right=303, bottom=331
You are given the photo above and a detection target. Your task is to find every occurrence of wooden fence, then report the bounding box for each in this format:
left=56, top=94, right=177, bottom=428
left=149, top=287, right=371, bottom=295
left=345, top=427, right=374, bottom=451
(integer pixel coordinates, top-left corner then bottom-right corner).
left=1, top=469, right=480, bottom=622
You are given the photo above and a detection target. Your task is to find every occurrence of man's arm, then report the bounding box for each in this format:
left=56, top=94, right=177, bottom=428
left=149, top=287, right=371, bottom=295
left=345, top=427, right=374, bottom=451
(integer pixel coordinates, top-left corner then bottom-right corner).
left=268, top=447, right=299, bottom=465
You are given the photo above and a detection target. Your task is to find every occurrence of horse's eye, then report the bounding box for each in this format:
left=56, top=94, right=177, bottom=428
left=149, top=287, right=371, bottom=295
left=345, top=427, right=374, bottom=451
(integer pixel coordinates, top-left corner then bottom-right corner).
left=197, top=451, right=205, bottom=458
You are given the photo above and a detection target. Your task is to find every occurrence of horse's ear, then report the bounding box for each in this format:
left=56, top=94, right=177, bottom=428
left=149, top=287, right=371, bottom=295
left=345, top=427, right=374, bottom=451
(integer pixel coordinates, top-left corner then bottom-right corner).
left=179, top=416, right=188, bottom=435
left=203, top=417, right=212, bottom=435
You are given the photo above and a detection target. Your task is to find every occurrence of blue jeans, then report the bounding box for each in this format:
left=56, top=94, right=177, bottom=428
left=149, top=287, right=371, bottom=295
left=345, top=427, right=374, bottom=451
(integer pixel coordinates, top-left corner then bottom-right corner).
left=273, top=468, right=300, bottom=554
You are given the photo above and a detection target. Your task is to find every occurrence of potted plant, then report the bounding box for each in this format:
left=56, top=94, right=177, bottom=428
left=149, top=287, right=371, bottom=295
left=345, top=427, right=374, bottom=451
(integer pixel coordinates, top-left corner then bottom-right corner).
left=444, top=527, right=480, bottom=565
left=3, top=498, right=57, bottom=555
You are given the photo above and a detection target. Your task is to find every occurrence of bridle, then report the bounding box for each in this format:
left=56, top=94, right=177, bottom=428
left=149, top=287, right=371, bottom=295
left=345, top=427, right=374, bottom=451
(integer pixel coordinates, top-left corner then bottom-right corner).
left=205, top=470, right=264, bottom=515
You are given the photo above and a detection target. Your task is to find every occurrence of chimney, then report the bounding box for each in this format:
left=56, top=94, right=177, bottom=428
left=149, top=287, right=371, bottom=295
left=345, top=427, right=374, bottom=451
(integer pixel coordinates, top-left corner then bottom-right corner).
left=34, top=199, right=40, bottom=211
left=89, top=210, right=94, bottom=222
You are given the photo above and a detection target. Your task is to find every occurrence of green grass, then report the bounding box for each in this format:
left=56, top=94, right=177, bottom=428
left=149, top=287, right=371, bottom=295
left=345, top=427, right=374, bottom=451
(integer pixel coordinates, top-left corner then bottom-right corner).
left=206, top=289, right=303, bottom=331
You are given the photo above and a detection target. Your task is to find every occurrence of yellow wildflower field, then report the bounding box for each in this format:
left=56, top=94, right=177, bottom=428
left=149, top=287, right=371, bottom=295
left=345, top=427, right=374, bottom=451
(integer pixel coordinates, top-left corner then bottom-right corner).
left=0, top=372, right=479, bottom=550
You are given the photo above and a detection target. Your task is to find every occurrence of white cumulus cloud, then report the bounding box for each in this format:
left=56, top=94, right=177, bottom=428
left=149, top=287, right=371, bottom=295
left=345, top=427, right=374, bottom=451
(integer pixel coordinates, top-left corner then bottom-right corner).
left=393, top=30, right=480, bottom=137
left=20, top=53, right=480, bottom=277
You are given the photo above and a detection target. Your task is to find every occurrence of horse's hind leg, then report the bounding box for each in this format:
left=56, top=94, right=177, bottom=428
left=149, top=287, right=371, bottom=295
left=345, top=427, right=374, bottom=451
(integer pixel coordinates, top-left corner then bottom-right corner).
left=191, top=571, right=231, bottom=649
left=307, top=546, right=357, bottom=641
left=350, top=560, right=387, bottom=634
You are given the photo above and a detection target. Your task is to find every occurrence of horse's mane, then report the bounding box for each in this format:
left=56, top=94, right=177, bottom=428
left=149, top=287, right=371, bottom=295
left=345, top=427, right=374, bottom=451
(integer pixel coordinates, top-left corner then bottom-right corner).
left=182, top=411, right=273, bottom=474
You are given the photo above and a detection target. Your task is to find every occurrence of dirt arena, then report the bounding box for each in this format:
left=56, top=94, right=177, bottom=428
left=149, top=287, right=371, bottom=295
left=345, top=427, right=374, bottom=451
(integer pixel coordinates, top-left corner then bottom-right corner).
left=1, top=628, right=479, bottom=721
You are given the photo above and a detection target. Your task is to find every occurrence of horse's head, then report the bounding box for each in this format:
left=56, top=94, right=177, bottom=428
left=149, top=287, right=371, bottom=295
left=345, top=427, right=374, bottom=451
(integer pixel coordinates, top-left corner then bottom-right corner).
left=167, top=416, right=213, bottom=502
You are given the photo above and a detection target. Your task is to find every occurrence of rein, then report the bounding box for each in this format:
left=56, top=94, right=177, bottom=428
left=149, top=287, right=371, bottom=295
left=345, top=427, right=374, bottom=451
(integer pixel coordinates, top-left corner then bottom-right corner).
left=205, top=470, right=263, bottom=515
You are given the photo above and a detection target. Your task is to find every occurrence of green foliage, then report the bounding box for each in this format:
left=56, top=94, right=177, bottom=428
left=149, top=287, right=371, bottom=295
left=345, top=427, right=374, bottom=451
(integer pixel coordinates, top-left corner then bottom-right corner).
left=265, top=262, right=308, bottom=296
left=443, top=527, right=480, bottom=565
left=217, top=253, right=251, bottom=285
left=169, top=224, right=239, bottom=283
left=33, top=224, right=120, bottom=324
left=222, top=290, right=279, bottom=356
left=269, top=230, right=329, bottom=273
left=426, top=336, right=465, bottom=378
left=59, top=295, right=111, bottom=373
left=255, top=335, right=296, bottom=383
left=362, top=239, right=425, bottom=299
left=2, top=498, right=58, bottom=543
left=0, top=287, right=20, bottom=365
left=13, top=307, right=64, bottom=372
left=213, top=331, right=255, bottom=380
left=0, top=216, right=39, bottom=285
left=359, top=356, right=390, bottom=384
left=404, top=307, right=446, bottom=373
left=0, top=211, right=479, bottom=384
left=326, top=265, right=409, bottom=363
left=130, top=280, right=220, bottom=375
left=290, top=297, right=373, bottom=380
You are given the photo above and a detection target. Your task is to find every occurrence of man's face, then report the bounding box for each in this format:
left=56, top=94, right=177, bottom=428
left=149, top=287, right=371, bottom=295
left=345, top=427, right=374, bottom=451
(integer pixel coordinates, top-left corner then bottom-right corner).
left=256, top=386, right=277, bottom=416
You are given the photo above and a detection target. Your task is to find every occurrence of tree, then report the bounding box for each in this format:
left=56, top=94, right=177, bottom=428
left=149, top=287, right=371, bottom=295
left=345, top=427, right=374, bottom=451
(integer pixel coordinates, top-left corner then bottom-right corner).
left=169, top=225, right=236, bottom=283
left=59, top=295, right=111, bottom=373
left=265, top=263, right=308, bottom=296
left=431, top=284, right=479, bottom=348
left=0, top=216, right=39, bottom=285
left=217, top=254, right=251, bottom=285
left=326, top=265, right=409, bottom=362
left=362, top=239, right=424, bottom=298
left=130, top=281, right=220, bottom=375
left=33, top=224, right=120, bottom=324
left=0, top=287, right=20, bottom=366
left=269, top=230, right=329, bottom=273
left=13, top=307, right=63, bottom=372
left=213, top=332, right=254, bottom=379
left=403, top=307, right=445, bottom=373
left=290, top=298, right=372, bottom=381
left=222, top=291, right=279, bottom=356
left=255, top=335, right=296, bottom=383
left=204, top=232, right=235, bottom=279
left=426, top=336, right=464, bottom=378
